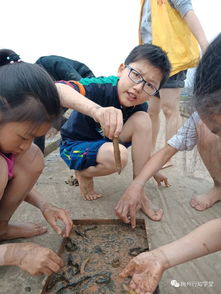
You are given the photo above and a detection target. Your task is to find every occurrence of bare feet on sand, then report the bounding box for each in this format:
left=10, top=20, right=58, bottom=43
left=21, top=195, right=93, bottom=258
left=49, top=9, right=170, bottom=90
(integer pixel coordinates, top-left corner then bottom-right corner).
left=0, top=223, right=47, bottom=240
left=141, top=193, right=163, bottom=221
left=75, top=171, right=103, bottom=201
left=190, top=186, right=221, bottom=211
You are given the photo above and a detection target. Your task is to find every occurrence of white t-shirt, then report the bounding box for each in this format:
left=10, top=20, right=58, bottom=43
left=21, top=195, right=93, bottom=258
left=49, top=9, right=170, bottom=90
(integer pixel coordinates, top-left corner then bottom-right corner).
left=167, top=112, right=200, bottom=151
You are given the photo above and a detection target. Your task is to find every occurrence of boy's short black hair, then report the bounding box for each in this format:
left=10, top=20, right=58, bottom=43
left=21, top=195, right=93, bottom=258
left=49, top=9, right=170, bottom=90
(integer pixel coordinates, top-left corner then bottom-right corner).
left=124, top=43, right=171, bottom=88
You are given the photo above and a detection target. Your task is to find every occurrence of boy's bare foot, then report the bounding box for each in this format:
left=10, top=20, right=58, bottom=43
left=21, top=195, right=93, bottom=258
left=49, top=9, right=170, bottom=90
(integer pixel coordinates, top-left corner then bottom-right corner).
left=190, top=186, right=221, bottom=211
left=75, top=171, right=103, bottom=201
left=0, top=223, right=47, bottom=240
left=141, top=195, right=163, bottom=221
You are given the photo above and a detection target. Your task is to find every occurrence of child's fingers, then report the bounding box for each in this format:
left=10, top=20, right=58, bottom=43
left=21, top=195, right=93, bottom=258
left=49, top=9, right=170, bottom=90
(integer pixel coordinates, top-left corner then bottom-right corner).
left=164, top=178, right=171, bottom=187
left=108, top=111, right=117, bottom=139
left=114, top=109, right=123, bottom=138
left=49, top=218, right=62, bottom=235
left=57, top=211, right=73, bottom=237
left=129, top=207, right=137, bottom=229
left=119, top=260, right=136, bottom=278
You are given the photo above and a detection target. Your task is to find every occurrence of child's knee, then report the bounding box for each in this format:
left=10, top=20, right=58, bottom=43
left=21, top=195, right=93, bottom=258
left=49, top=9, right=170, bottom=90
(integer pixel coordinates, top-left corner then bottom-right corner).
left=15, top=145, right=44, bottom=177
left=148, top=104, right=160, bottom=117
left=101, top=143, right=128, bottom=170
left=29, top=146, right=45, bottom=176
left=131, top=111, right=151, bottom=132
left=161, top=100, right=179, bottom=118
left=111, top=144, right=128, bottom=168
left=119, top=145, right=128, bottom=168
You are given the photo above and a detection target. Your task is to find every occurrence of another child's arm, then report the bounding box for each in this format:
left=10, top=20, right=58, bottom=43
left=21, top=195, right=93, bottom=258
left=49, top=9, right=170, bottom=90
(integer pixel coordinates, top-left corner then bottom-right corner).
left=115, top=144, right=177, bottom=228
left=115, top=112, right=199, bottom=227
left=25, top=189, right=73, bottom=237
left=0, top=242, right=63, bottom=275
left=56, top=83, right=123, bottom=139
left=120, top=218, right=221, bottom=294
left=183, top=10, right=209, bottom=53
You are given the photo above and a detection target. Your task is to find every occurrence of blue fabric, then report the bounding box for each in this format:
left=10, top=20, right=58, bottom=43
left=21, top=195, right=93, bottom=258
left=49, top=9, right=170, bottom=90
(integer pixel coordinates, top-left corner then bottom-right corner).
left=58, top=76, right=147, bottom=170
left=60, top=138, right=131, bottom=170
left=35, top=55, right=95, bottom=81
left=60, top=139, right=109, bottom=170
left=59, top=77, right=148, bottom=141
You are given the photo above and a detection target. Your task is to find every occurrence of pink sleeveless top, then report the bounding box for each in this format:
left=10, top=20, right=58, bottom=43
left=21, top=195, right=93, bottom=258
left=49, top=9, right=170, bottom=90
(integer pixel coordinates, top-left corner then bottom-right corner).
left=0, top=152, right=15, bottom=177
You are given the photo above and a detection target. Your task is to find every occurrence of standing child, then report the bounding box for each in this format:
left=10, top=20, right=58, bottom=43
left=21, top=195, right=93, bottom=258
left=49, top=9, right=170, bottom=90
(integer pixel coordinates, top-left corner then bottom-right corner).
left=119, top=33, right=221, bottom=293
left=139, top=0, right=208, bottom=167
left=59, top=43, right=171, bottom=221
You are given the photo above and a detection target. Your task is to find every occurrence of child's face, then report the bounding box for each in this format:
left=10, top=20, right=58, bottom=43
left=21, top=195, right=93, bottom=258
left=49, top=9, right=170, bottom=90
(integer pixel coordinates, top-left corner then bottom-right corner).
left=117, top=59, right=163, bottom=107
left=0, top=121, right=51, bottom=154
left=202, top=114, right=221, bottom=137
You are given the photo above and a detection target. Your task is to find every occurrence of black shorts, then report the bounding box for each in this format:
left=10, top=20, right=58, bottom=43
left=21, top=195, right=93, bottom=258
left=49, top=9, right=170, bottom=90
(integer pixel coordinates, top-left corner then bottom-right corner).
left=155, top=70, right=187, bottom=97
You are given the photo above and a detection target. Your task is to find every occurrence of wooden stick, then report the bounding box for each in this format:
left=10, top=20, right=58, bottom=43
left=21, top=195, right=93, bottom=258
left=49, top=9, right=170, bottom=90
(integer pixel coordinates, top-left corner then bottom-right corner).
left=113, top=137, right=122, bottom=175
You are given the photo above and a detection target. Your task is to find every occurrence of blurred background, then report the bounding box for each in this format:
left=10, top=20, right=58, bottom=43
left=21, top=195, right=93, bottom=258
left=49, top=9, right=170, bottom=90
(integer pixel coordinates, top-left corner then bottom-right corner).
left=1, top=0, right=220, bottom=80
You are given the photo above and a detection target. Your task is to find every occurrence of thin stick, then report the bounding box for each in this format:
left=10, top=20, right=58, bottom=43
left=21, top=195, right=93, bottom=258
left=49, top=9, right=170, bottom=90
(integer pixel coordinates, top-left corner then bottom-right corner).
left=113, top=137, right=122, bottom=175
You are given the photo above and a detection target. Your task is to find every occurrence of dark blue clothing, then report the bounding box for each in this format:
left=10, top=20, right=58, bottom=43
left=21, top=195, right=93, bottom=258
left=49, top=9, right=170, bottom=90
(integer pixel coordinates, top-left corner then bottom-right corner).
left=35, top=55, right=95, bottom=81
left=59, top=76, right=148, bottom=141
left=34, top=55, right=95, bottom=153
left=59, top=76, right=148, bottom=170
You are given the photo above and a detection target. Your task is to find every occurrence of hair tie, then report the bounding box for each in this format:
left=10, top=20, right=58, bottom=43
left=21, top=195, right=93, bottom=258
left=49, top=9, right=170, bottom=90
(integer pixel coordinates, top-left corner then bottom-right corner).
left=6, top=53, right=21, bottom=64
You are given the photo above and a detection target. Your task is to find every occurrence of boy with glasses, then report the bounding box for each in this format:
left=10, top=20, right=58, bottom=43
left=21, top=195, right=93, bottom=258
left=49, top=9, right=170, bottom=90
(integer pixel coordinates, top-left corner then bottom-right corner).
left=59, top=43, right=170, bottom=221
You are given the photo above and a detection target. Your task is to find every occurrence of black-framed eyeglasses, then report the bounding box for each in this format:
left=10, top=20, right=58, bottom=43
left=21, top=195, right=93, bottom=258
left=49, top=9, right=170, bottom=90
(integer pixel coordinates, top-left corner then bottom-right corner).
left=126, top=65, right=158, bottom=96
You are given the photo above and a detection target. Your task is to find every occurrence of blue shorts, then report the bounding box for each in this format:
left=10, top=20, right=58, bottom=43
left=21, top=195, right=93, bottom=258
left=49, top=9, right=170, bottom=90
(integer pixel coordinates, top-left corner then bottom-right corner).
left=60, top=139, right=131, bottom=171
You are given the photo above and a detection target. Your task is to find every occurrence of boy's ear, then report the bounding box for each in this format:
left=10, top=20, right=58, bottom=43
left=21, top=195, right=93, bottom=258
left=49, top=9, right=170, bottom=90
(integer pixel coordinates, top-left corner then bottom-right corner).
left=117, top=63, right=125, bottom=77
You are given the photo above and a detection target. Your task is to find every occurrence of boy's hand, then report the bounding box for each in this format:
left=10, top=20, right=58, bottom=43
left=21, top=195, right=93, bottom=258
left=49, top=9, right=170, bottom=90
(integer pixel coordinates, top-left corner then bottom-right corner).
left=41, top=203, right=73, bottom=237
left=120, top=250, right=165, bottom=294
left=153, top=172, right=170, bottom=187
left=91, top=106, right=123, bottom=139
left=6, top=243, right=63, bottom=275
left=115, top=184, right=143, bottom=228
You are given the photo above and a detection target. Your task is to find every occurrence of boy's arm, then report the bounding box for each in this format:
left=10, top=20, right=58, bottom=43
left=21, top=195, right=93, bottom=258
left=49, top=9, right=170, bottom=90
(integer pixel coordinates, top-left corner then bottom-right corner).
left=160, top=218, right=221, bottom=268
left=168, top=0, right=208, bottom=53
left=132, top=144, right=177, bottom=187
left=56, top=83, right=123, bottom=139
left=183, top=10, right=208, bottom=53
left=115, top=144, right=177, bottom=227
left=120, top=218, right=221, bottom=294
left=0, top=243, right=63, bottom=275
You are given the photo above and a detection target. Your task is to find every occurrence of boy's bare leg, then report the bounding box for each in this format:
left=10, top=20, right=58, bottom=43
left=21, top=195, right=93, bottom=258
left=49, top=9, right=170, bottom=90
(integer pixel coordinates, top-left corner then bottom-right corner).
left=76, top=142, right=128, bottom=200
left=159, top=88, right=182, bottom=168
left=148, top=96, right=161, bottom=151
left=120, top=111, right=163, bottom=221
left=0, top=144, right=47, bottom=240
left=190, top=121, right=221, bottom=210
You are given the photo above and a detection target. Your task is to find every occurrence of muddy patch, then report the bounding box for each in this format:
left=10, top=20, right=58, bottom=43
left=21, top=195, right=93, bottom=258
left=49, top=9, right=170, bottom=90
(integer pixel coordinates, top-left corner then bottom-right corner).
left=41, top=219, right=149, bottom=294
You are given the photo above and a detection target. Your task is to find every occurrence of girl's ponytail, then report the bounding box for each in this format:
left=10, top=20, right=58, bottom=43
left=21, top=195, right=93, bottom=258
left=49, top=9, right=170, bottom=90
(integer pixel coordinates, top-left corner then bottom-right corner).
left=0, top=49, right=21, bottom=66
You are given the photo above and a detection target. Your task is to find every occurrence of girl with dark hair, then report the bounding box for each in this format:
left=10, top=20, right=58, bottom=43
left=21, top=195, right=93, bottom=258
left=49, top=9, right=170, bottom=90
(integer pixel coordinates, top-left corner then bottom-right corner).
left=120, top=33, right=221, bottom=294
left=0, top=52, right=73, bottom=275
left=0, top=49, right=124, bottom=275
